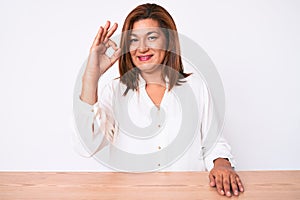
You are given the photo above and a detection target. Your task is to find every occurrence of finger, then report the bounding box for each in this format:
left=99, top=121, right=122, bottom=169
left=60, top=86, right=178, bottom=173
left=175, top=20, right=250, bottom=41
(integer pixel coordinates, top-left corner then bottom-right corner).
left=216, top=174, right=225, bottom=196
left=106, top=23, right=118, bottom=39
left=223, top=174, right=232, bottom=197
left=236, top=176, right=244, bottom=192
left=230, top=174, right=239, bottom=196
left=100, top=21, right=111, bottom=42
left=107, top=39, right=118, bottom=51
left=92, top=26, right=103, bottom=48
left=110, top=48, right=121, bottom=65
left=209, top=172, right=216, bottom=187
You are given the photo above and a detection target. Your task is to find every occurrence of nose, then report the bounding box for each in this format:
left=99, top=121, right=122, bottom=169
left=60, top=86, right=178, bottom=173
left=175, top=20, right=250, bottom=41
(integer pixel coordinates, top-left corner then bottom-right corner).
left=137, top=39, right=149, bottom=53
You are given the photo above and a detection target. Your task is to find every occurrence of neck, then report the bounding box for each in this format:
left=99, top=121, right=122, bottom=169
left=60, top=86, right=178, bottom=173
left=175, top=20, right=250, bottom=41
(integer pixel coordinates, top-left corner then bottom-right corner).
left=140, top=69, right=165, bottom=87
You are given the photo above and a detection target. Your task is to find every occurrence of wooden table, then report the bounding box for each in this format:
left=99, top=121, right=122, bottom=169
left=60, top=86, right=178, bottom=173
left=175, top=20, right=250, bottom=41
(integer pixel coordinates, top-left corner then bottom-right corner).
left=0, top=171, right=299, bottom=199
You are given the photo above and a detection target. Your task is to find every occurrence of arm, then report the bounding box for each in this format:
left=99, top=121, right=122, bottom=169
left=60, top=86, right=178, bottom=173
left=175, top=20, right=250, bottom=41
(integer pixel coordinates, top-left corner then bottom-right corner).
left=81, top=21, right=120, bottom=105
left=74, top=21, right=120, bottom=155
left=199, top=80, right=244, bottom=197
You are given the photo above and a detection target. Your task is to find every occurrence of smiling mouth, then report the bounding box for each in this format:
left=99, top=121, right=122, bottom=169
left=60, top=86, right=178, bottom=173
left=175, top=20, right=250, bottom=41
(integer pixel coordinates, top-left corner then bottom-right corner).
left=138, top=55, right=153, bottom=61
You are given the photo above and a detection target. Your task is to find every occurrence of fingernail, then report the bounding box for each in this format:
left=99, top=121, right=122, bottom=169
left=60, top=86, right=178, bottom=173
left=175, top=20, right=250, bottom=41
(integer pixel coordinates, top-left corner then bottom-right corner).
left=226, top=191, right=231, bottom=196
left=221, top=190, right=224, bottom=195
left=234, top=190, right=239, bottom=195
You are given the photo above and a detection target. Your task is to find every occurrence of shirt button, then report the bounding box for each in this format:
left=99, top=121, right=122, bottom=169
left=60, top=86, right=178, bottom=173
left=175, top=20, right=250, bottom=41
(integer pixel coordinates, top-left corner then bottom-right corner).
left=158, top=163, right=160, bottom=166
left=158, top=146, right=161, bottom=150
left=158, top=124, right=161, bottom=128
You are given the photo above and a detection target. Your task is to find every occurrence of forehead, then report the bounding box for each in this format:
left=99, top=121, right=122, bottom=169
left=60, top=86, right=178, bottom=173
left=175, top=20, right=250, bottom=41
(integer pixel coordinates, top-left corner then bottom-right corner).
left=131, top=18, right=162, bottom=35
left=133, top=18, right=160, bottom=29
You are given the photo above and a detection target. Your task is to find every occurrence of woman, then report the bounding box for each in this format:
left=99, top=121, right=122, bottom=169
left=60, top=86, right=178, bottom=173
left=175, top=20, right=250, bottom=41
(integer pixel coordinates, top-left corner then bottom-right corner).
left=76, top=3, right=244, bottom=197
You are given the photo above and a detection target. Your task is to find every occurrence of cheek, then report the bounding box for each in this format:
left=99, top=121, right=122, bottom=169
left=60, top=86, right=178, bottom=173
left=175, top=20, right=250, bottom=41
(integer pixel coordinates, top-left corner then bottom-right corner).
left=129, top=50, right=136, bottom=59
left=150, top=41, right=166, bottom=50
left=129, top=44, right=138, bottom=52
left=156, top=50, right=166, bottom=62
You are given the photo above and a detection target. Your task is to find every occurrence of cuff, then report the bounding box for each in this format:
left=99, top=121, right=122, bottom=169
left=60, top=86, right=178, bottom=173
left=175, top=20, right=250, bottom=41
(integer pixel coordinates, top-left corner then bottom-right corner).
left=75, top=95, right=99, bottom=116
left=203, top=145, right=237, bottom=171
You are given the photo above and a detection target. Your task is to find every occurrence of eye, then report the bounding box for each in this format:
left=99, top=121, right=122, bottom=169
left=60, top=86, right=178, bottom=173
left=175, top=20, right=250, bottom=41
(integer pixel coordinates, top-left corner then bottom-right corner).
left=130, top=38, right=138, bottom=43
left=148, top=36, right=157, bottom=41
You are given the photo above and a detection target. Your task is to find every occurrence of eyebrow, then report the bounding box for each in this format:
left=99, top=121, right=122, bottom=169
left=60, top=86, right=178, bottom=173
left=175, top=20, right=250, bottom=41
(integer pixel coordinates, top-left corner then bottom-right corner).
left=130, top=31, right=160, bottom=37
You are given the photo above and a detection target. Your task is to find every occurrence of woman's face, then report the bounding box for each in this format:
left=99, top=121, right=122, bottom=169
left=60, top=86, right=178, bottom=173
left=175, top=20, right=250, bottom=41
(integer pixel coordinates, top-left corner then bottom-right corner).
left=129, top=18, right=167, bottom=73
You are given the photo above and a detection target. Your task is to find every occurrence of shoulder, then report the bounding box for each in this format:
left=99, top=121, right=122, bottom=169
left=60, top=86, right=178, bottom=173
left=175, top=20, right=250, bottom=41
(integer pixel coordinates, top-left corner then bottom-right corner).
left=180, top=60, right=208, bottom=93
left=98, top=77, right=128, bottom=96
left=182, top=73, right=207, bottom=96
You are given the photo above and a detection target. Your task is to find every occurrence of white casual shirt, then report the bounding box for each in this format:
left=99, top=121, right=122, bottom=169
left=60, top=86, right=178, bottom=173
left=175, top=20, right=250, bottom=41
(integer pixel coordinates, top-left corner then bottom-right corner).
left=74, top=73, right=236, bottom=172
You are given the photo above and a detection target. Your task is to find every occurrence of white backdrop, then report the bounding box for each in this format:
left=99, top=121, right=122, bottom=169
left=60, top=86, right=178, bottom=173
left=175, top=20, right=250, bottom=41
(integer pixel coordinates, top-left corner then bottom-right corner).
left=0, top=0, right=299, bottom=171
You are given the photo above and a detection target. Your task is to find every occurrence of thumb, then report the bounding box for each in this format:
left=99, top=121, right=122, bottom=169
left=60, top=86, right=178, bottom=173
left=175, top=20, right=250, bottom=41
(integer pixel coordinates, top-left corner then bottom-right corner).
left=209, top=172, right=216, bottom=187
left=110, top=48, right=121, bottom=65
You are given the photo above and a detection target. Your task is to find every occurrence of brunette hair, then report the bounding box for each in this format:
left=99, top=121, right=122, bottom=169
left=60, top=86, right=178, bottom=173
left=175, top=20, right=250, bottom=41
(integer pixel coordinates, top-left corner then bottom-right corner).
left=119, top=3, right=190, bottom=95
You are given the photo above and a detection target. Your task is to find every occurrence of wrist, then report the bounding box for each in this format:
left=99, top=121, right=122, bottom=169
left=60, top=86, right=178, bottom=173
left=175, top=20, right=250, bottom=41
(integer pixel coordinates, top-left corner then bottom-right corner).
left=213, top=158, right=231, bottom=168
left=80, top=88, right=98, bottom=105
left=80, top=75, right=99, bottom=105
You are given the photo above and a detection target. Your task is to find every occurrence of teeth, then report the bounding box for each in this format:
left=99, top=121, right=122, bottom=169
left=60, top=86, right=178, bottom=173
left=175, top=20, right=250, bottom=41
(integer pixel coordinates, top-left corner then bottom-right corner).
left=139, top=55, right=152, bottom=61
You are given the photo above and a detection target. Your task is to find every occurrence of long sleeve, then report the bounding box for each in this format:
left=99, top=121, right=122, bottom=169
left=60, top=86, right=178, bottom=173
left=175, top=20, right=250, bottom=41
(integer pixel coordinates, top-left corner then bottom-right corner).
left=73, top=81, right=117, bottom=157
left=200, top=81, right=236, bottom=171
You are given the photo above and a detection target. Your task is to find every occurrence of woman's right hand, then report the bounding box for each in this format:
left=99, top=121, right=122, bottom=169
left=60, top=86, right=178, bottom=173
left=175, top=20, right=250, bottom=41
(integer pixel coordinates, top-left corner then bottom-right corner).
left=81, top=21, right=121, bottom=105
left=84, top=21, right=121, bottom=82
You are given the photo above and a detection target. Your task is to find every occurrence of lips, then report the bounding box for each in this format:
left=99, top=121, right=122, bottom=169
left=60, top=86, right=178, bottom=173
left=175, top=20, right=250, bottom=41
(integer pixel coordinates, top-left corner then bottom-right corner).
left=138, top=55, right=153, bottom=61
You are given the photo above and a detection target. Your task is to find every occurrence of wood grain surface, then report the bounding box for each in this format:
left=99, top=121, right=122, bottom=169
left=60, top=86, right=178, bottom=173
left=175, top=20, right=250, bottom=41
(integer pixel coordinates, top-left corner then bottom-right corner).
left=0, top=171, right=299, bottom=200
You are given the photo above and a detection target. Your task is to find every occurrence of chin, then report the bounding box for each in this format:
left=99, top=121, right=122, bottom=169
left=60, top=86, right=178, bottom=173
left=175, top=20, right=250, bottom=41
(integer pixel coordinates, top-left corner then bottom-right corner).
left=136, top=63, right=161, bottom=72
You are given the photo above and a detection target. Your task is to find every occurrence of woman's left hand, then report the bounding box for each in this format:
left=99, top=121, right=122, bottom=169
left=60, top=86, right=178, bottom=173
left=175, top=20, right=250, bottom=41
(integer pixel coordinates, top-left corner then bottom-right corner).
left=209, top=158, right=244, bottom=197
